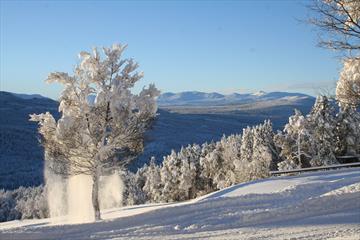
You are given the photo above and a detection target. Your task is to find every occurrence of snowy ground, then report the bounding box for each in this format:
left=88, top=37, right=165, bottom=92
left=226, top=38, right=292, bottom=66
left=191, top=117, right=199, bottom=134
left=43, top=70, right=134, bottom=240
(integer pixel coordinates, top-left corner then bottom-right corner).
left=1, top=168, right=360, bottom=240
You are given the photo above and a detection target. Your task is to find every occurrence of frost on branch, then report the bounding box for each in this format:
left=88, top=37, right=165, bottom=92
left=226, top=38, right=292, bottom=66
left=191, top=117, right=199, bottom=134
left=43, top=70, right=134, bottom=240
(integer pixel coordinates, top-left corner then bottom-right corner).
left=30, top=43, right=159, bottom=221
left=276, top=96, right=340, bottom=170
left=309, top=0, right=360, bottom=52
left=336, top=58, right=360, bottom=107
left=275, top=110, right=312, bottom=170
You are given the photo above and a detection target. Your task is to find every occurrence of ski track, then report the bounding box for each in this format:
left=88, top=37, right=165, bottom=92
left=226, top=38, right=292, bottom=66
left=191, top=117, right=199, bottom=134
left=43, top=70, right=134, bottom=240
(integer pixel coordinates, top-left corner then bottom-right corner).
left=1, top=168, right=360, bottom=240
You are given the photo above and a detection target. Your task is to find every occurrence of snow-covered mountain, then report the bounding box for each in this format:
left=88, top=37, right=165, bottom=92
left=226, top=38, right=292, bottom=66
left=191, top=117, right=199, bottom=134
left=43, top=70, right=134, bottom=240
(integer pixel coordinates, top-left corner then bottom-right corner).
left=11, top=92, right=49, bottom=100
left=157, top=91, right=313, bottom=106
left=1, top=168, right=359, bottom=239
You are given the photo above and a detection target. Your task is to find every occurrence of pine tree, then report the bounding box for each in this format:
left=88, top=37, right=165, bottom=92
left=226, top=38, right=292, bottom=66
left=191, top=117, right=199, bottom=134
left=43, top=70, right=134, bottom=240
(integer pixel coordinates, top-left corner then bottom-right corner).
left=336, top=105, right=360, bottom=157
left=142, top=157, right=162, bottom=203
left=178, top=147, right=197, bottom=200
left=248, top=121, right=276, bottom=180
left=275, top=109, right=312, bottom=170
left=160, top=150, right=182, bottom=202
left=221, top=134, right=242, bottom=186
left=122, top=171, right=146, bottom=206
left=199, top=142, right=217, bottom=194
left=200, top=142, right=224, bottom=190
left=307, top=96, right=338, bottom=166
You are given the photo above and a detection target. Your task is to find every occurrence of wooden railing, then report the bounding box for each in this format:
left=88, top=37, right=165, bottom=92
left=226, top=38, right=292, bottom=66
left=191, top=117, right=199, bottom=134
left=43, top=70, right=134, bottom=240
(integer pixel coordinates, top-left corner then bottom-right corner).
left=270, top=162, right=360, bottom=176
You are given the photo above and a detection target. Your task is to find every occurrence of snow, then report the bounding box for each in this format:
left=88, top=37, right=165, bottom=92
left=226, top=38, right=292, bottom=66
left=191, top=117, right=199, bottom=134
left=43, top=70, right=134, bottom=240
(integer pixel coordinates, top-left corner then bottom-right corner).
left=157, top=91, right=313, bottom=106
left=1, top=168, right=360, bottom=239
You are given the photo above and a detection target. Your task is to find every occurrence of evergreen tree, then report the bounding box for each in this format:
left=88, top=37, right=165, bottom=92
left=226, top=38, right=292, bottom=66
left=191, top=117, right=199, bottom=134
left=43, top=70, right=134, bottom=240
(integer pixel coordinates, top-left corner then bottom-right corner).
left=160, top=150, right=182, bottom=202
left=275, top=109, right=312, bottom=170
left=142, top=157, right=162, bottom=203
left=248, top=121, right=276, bottom=180
left=307, top=96, right=338, bottom=166
left=178, top=146, right=197, bottom=200
left=122, top=171, right=146, bottom=206
left=221, top=134, right=242, bottom=185
left=335, top=105, right=360, bottom=157
left=198, top=142, right=217, bottom=194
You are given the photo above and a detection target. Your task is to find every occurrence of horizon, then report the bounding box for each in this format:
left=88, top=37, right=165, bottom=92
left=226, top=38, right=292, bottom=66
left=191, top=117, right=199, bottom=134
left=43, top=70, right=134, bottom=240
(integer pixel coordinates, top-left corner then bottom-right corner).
left=2, top=89, right=316, bottom=101
left=0, top=0, right=339, bottom=99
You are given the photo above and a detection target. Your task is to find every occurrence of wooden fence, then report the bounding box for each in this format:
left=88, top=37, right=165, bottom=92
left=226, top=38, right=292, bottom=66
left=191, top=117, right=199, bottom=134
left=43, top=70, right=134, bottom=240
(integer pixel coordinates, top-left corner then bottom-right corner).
left=270, top=162, right=360, bottom=176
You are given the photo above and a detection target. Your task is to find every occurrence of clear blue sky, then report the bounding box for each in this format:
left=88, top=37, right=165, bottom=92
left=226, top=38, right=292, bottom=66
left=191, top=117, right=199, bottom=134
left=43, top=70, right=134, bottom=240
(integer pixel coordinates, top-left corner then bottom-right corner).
left=1, top=0, right=340, bottom=99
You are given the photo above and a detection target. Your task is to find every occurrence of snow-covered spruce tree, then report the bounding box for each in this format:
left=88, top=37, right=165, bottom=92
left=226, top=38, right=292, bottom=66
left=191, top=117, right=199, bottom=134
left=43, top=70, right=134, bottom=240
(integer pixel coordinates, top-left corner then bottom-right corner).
left=142, top=157, right=163, bottom=203
left=200, top=142, right=226, bottom=190
left=30, top=44, right=159, bottom=220
left=160, top=150, right=182, bottom=202
left=178, top=144, right=201, bottom=200
left=307, top=96, right=339, bottom=166
left=233, top=121, right=277, bottom=181
left=222, top=135, right=242, bottom=172
left=198, top=141, right=217, bottom=194
left=0, top=186, right=48, bottom=222
left=247, top=121, right=278, bottom=180
left=217, top=134, right=241, bottom=188
left=335, top=105, right=360, bottom=156
left=199, top=135, right=243, bottom=190
left=122, top=170, right=147, bottom=206
left=177, top=148, right=196, bottom=200
left=336, top=58, right=360, bottom=108
left=240, top=127, right=254, bottom=163
left=235, top=126, right=254, bottom=181
left=275, top=109, right=312, bottom=170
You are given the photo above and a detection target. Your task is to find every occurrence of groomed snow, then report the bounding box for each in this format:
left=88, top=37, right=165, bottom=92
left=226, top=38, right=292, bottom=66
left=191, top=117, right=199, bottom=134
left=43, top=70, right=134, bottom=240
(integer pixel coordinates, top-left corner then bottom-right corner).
left=1, top=168, right=359, bottom=240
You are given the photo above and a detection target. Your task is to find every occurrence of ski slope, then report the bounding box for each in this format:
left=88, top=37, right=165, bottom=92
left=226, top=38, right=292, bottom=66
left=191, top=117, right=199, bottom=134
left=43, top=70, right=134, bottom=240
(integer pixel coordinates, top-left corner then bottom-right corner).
left=1, top=168, right=360, bottom=240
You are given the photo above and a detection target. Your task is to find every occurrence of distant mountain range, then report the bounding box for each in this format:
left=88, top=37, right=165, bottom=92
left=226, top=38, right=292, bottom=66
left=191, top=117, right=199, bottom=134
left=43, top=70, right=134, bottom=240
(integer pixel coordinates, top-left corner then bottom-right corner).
left=0, top=90, right=315, bottom=189
left=157, top=91, right=313, bottom=106
left=8, top=90, right=315, bottom=106
left=11, top=93, right=49, bottom=100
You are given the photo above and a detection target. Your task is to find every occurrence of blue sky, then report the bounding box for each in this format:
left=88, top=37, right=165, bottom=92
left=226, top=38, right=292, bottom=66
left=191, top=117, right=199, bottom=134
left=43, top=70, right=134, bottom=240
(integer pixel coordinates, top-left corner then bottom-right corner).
left=1, top=0, right=340, bottom=99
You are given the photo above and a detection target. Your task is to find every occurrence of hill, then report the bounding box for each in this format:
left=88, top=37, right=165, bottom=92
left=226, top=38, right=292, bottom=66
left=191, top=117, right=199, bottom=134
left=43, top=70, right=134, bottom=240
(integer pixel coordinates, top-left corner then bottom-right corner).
left=0, top=92, right=59, bottom=189
left=0, top=168, right=359, bottom=239
left=0, top=91, right=315, bottom=188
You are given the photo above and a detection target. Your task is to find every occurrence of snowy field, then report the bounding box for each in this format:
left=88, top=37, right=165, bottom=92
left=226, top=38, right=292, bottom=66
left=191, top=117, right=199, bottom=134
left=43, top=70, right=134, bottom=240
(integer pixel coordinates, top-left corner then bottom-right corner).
left=1, top=168, right=359, bottom=240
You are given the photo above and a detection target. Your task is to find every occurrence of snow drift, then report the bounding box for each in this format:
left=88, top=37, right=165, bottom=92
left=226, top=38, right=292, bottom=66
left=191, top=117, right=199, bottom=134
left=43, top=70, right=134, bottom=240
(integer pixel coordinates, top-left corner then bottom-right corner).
left=1, top=168, right=359, bottom=239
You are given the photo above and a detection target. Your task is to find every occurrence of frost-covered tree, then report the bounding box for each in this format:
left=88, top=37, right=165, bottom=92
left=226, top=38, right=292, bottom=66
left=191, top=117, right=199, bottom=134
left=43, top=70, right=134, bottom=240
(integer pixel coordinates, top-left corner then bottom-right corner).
left=248, top=121, right=277, bottom=180
left=233, top=121, right=277, bottom=180
left=198, top=141, right=217, bottom=194
left=308, top=1, right=360, bottom=106
left=275, top=110, right=312, bottom=170
left=122, top=170, right=147, bottom=206
left=219, top=134, right=241, bottom=187
left=240, top=127, right=254, bottom=164
left=307, top=96, right=339, bottom=166
left=309, top=0, right=360, bottom=53
left=142, top=157, right=162, bottom=202
left=336, top=58, right=360, bottom=107
left=276, top=97, right=341, bottom=169
left=199, top=139, right=239, bottom=190
left=0, top=186, right=48, bottom=222
left=335, top=105, right=360, bottom=156
left=178, top=144, right=201, bottom=199
left=200, top=143, right=220, bottom=191
left=30, top=44, right=159, bottom=220
left=160, top=150, right=182, bottom=202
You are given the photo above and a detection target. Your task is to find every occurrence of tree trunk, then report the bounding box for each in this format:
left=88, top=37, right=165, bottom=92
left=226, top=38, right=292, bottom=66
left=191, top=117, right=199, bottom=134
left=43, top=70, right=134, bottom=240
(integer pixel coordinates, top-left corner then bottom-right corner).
left=298, top=133, right=301, bottom=167
left=92, top=174, right=101, bottom=221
